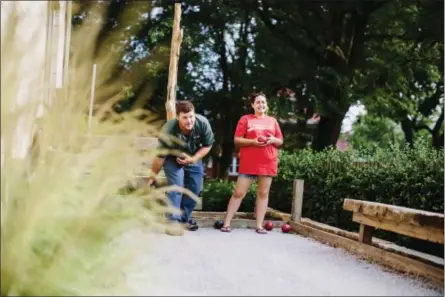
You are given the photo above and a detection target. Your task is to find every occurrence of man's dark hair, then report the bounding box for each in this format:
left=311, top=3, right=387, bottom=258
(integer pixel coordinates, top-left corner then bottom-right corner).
left=249, top=91, right=267, bottom=103
left=176, top=100, right=195, bottom=115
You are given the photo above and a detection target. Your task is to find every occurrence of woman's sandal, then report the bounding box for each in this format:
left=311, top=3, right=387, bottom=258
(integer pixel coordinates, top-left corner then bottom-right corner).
left=255, top=228, right=267, bottom=234
left=220, top=226, right=231, bottom=232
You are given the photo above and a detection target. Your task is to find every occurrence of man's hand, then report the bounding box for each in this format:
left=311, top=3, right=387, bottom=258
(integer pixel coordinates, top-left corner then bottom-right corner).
left=176, top=153, right=196, bottom=165
left=149, top=156, right=165, bottom=186
left=147, top=177, right=156, bottom=187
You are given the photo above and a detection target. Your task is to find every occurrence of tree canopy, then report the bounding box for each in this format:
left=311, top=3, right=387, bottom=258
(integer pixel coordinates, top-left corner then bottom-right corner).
left=71, top=0, right=444, bottom=177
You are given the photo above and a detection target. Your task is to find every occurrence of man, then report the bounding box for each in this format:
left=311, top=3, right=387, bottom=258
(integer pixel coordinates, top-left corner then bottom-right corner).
left=148, top=101, right=214, bottom=235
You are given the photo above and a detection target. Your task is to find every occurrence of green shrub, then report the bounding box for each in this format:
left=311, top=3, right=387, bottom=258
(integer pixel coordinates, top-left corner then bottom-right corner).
left=271, top=140, right=443, bottom=218
left=201, top=180, right=257, bottom=212
left=270, top=140, right=444, bottom=256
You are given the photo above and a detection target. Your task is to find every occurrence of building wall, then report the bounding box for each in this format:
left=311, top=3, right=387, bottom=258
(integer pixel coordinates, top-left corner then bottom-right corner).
left=1, top=1, right=71, bottom=163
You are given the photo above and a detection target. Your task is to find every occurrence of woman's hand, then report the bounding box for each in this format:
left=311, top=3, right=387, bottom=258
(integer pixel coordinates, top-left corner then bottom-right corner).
left=249, top=135, right=277, bottom=147
left=265, top=135, right=277, bottom=145
left=265, top=134, right=282, bottom=147
left=235, top=136, right=277, bottom=147
left=251, top=138, right=267, bottom=147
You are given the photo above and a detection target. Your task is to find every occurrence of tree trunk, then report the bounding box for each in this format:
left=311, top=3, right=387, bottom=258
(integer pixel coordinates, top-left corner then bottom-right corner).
left=311, top=114, right=344, bottom=151
left=401, top=119, right=415, bottom=147
left=309, top=4, right=373, bottom=152
left=432, top=108, right=444, bottom=149
left=219, top=124, right=234, bottom=179
left=209, top=151, right=221, bottom=178
left=432, top=133, right=444, bottom=149
left=308, top=96, right=347, bottom=151
left=295, top=120, right=309, bottom=149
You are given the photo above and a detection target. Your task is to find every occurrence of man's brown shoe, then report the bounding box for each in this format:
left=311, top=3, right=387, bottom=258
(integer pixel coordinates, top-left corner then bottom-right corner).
left=165, top=222, right=185, bottom=236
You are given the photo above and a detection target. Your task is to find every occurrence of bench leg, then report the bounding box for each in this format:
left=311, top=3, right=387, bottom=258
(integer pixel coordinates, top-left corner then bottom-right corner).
left=359, top=224, right=374, bottom=244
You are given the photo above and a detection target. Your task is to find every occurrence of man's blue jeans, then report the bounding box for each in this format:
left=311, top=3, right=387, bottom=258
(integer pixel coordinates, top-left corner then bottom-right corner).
left=163, top=156, right=203, bottom=223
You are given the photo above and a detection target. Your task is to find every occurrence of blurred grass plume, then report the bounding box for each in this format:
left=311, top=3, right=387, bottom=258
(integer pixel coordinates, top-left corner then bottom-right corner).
left=1, top=1, right=194, bottom=295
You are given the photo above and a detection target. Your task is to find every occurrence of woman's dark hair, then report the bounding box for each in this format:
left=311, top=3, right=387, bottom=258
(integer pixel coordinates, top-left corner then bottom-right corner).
left=249, top=91, right=267, bottom=103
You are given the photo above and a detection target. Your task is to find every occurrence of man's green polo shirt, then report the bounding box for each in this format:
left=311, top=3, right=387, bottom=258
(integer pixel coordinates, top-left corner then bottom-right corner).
left=158, top=114, right=215, bottom=157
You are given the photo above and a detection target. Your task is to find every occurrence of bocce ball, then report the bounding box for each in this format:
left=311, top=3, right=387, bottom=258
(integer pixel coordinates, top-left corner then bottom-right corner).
left=264, top=221, right=274, bottom=231
left=281, top=223, right=291, bottom=233
left=214, top=219, right=224, bottom=229
left=257, top=135, right=267, bottom=143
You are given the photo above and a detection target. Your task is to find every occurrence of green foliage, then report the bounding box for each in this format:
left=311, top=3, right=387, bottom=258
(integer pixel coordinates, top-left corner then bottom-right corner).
left=359, top=0, right=444, bottom=146
left=201, top=180, right=257, bottom=212
left=271, top=140, right=444, bottom=255
left=349, top=114, right=405, bottom=150
left=272, top=140, right=443, bottom=217
left=82, top=0, right=443, bottom=165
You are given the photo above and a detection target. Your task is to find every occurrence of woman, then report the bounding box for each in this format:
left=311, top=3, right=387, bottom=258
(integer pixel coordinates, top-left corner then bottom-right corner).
left=221, top=92, right=283, bottom=234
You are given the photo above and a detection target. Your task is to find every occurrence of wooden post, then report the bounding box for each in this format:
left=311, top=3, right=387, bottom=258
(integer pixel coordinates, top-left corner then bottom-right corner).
left=165, top=3, right=183, bottom=120
left=88, top=64, right=97, bottom=133
left=291, top=179, right=304, bottom=222
left=63, top=1, right=72, bottom=88
left=358, top=224, right=375, bottom=245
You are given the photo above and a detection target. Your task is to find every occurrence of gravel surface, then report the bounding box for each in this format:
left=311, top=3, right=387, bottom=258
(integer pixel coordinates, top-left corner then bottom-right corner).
left=123, top=227, right=443, bottom=296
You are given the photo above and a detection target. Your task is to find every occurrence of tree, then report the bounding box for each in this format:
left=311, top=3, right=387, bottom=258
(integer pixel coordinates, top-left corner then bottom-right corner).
left=77, top=0, right=443, bottom=178
left=358, top=0, right=444, bottom=148
left=248, top=0, right=392, bottom=151
left=349, top=114, right=404, bottom=150
left=71, top=0, right=172, bottom=125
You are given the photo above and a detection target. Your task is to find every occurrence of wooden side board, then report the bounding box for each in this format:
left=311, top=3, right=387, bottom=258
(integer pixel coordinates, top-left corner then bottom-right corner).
left=193, top=211, right=253, bottom=219
left=266, top=208, right=291, bottom=222
left=193, top=211, right=285, bottom=229
left=290, top=221, right=444, bottom=286
left=194, top=218, right=284, bottom=229
left=266, top=208, right=444, bottom=267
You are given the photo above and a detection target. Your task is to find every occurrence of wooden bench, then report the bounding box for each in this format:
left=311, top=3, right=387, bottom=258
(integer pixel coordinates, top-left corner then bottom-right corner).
left=343, top=198, right=444, bottom=245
